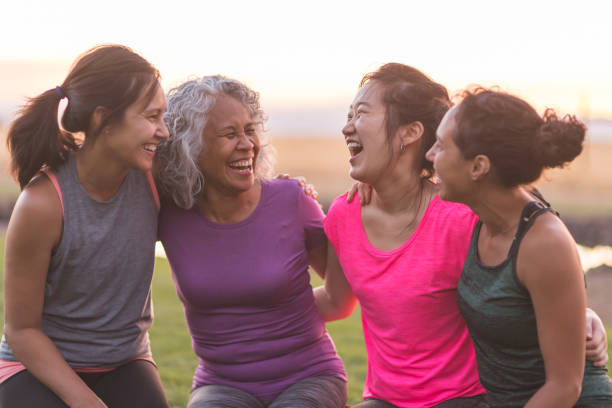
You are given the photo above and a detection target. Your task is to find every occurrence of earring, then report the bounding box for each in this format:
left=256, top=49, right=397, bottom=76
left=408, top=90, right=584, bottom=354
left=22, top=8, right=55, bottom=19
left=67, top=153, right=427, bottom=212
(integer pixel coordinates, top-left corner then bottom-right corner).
left=400, top=143, right=406, bottom=154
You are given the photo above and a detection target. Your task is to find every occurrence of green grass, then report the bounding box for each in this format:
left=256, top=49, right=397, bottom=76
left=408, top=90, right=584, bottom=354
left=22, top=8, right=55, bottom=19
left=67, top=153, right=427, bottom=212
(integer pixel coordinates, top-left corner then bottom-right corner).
left=2, top=245, right=611, bottom=407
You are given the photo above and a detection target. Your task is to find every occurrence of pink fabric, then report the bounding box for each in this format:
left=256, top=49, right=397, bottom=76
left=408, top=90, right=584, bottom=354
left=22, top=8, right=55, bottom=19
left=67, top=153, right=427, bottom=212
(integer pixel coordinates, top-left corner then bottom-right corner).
left=146, top=171, right=160, bottom=212
left=39, top=168, right=64, bottom=215
left=0, top=356, right=156, bottom=384
left=324, top=194, right=485, bottom=408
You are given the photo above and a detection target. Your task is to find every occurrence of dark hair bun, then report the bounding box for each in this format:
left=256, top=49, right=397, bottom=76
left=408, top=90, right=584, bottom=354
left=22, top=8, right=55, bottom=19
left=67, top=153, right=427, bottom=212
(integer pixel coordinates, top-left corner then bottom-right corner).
left=534, top=109, right=585, bottom=169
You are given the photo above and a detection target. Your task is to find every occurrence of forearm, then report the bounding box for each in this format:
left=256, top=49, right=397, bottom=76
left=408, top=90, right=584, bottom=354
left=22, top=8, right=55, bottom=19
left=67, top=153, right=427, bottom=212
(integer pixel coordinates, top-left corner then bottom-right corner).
left=6, top=327, right=106, bottom=408
left=525, top=379, right=582, bottom=408
left=314, top=285, right=356, bottom=321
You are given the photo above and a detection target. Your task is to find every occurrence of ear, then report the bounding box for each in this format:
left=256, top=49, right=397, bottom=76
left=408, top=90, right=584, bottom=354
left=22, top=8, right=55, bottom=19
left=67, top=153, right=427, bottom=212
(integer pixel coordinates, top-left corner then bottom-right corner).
left=398, top=121, right=425, bottom=146
left=470, top=154, right=491, bottom=181
left=90, top=106, right=110, bottom=135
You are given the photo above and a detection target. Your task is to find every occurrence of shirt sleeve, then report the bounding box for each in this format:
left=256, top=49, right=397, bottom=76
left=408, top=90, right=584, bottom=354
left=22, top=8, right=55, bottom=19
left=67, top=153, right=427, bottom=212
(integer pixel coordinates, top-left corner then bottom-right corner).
left=296, top=182, right=326, bottom=250
left=323, top=194, right=346, bottom=250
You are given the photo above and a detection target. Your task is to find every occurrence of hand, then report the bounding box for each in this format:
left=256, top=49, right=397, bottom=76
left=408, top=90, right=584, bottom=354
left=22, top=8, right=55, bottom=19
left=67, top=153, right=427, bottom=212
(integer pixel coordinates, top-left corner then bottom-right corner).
left=346, top=182, right=372, bottom=206
left=276, top=174, right=319, bottom=201
left=586, top=308, right=609, bottom=367
left=66, top=387, right=108, bottom=408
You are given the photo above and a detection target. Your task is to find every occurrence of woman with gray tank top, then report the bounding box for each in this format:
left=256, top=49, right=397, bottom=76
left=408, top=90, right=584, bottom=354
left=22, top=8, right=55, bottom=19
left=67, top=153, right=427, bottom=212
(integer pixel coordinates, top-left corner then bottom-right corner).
left=0, top=45, right=170, bottom=408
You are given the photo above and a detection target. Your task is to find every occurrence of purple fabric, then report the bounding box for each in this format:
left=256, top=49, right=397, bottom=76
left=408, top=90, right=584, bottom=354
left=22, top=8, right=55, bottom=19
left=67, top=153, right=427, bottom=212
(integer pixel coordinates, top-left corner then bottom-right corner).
left=158, top=178, right=346, bottom=403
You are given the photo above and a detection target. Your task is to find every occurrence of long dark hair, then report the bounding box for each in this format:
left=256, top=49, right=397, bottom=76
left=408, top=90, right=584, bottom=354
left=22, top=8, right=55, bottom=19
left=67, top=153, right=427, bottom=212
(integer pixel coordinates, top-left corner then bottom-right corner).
left=454, top=89, right=585, bottom=187
left=7, top=44, right=160, bottom=189
left=360, top=63, right=452, bottom=178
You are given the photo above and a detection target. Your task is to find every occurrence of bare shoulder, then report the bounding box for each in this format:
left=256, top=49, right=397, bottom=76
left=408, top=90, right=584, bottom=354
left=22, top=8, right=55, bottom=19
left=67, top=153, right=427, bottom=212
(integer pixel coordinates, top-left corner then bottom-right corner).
left=7, top=174, right=63, bottom=249
left=517, top=211, right=582, bottom=287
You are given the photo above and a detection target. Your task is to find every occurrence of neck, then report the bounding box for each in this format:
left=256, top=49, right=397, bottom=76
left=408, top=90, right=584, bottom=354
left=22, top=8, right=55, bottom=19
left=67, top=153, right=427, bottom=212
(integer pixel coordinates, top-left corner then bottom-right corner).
left=197, top=180, right=262, bottom=224
left=370, top=167, right=432, bottom=214
left=468, top=185, right=533, bottom=236
left=74, top=144, right=130, bottom=201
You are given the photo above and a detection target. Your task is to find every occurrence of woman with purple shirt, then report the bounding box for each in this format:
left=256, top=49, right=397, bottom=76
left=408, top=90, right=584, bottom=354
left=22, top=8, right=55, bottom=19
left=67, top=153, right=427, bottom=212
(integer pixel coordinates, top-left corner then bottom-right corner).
left=154, top=75, right=347, bottom=408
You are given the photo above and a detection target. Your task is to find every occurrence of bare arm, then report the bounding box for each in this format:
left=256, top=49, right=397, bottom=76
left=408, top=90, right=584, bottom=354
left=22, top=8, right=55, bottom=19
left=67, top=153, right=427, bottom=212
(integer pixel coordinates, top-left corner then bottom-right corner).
left=4, top=176, right=107, bottom=408
left=520, top=217, right=585, bottom=407
left=313, top=241, right=358, bottom=321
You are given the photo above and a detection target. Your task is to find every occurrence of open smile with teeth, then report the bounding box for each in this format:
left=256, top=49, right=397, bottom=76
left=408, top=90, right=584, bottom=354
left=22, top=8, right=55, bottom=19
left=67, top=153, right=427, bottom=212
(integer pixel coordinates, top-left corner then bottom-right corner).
left=347, top=142, right=363, bottom=157
left=144, top=144, right=157, bottom=153
left=228, top=159, right=254, bottom=173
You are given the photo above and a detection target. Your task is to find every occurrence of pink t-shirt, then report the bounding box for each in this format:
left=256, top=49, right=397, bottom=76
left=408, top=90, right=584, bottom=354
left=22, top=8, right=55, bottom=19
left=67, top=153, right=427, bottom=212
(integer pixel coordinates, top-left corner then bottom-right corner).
left=324, top=194, right=485, bottom=407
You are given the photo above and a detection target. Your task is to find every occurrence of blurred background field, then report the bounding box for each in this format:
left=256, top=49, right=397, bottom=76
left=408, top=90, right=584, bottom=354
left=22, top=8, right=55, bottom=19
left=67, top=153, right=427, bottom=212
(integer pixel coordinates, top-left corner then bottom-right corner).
left=271, top=135, right=612, bottom=216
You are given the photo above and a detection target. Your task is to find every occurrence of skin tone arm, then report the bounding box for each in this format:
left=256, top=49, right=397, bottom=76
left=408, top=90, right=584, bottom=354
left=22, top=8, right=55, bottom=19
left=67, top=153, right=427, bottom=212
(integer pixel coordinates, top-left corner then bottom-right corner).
left=519, top=215, right=586, bottom=407
left=3, top=176, right=107, bottom=408
left=312, top=241, right=358, bottom=321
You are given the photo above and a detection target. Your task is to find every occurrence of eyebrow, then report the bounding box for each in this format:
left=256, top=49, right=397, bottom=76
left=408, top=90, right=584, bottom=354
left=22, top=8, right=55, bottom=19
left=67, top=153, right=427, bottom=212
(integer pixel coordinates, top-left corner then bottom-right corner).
left=353, top=101, right=372, bottom=109
left=143, top=108, right=163, bottom=115
left=218, top=122, right=257, bottom=132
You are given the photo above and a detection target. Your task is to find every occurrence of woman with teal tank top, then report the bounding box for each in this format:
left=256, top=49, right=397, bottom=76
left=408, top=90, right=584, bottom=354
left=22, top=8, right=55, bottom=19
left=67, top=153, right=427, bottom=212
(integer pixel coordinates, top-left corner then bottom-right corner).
left=0, top=45, right=171, bottom=407
left=426, top=89, right=612, bottom=407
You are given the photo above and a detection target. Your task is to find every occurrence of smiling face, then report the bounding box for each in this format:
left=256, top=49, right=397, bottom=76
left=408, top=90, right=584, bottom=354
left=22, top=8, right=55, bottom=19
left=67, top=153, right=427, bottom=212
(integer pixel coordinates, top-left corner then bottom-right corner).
left=102, top=81, right=169, bottom=172
left=198, top=93, right=261, bottom=195
left=343, top=80, right=392, bottom=184
left=426, top=106, right=473, bottom=203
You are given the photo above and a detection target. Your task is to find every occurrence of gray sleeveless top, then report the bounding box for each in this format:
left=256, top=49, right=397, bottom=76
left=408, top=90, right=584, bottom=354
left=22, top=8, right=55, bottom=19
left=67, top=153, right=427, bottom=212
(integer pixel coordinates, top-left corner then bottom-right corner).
left=0, top=154, right=158, bottom=366
left=458, top=200, right=612, bottom=407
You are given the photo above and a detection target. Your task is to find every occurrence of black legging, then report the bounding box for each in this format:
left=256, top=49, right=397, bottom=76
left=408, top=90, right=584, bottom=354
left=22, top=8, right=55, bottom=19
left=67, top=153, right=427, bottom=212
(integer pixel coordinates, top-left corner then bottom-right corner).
left=0, top=359, right=169, bottom=408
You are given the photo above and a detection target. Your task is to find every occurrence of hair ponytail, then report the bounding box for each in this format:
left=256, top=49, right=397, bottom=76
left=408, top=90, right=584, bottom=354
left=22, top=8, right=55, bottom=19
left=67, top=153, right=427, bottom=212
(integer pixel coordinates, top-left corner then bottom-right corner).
left=534, top=109, right=585, bottom=169
left=6, top=44, right=160, bottom=190
left=7, top=88, right=79, bottom=189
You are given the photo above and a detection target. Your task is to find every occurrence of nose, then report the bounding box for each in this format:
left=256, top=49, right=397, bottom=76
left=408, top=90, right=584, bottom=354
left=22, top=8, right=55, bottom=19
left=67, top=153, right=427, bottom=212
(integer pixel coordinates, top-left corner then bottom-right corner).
left=237, top=132, right=255, bottom=149
left=157, top=120, right=170, bottom=140
left=342, top=119, right=354, bottom=138
left=425, top=143, right=436, bottom=162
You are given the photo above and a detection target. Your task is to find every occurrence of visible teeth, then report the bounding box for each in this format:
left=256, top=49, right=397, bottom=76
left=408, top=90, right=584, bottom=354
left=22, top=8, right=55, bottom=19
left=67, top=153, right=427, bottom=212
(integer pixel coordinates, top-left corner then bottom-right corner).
left=144, top=144, right=157, bottom=152
left=228, top=159, right=253, bottom=169
left=347, top=141, right=363, bottom=156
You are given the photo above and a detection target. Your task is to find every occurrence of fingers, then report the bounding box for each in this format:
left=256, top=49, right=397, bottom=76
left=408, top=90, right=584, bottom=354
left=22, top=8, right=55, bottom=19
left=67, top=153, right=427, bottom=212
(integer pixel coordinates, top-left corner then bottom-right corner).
left=275, top=173, right=290, bottom=179
left=346, top=183, right=359, bottom=203
left=305, top=184, right=319, bottom=201
left=585, top=311, right=609, bottom=366
left=295, top=176, right=306, bottom=188
left=357, top=183, right=372, bottom=206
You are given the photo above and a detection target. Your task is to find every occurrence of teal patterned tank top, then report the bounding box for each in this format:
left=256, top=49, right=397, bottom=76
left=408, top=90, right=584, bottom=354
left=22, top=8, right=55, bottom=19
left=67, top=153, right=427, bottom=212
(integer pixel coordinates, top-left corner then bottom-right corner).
left=457, top=200, right=612, bottom=407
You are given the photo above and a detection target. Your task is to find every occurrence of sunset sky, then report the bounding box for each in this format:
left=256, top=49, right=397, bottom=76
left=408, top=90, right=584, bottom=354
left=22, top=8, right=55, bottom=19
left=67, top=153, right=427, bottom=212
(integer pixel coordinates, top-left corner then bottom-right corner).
left=1, top=0, right=611, bottom=136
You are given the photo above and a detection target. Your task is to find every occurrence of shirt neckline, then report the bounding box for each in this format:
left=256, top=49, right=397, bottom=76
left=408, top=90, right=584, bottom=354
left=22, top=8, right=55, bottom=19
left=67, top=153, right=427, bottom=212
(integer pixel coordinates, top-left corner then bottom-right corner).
left=357, top=194, right=441, bottom=257
left=191, top=180, right=267, bottom=230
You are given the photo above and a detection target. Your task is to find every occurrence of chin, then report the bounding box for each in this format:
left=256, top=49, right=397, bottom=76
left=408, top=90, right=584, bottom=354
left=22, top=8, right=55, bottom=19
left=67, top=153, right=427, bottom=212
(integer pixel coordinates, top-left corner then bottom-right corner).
left=348, top=167, right=368, bottom=183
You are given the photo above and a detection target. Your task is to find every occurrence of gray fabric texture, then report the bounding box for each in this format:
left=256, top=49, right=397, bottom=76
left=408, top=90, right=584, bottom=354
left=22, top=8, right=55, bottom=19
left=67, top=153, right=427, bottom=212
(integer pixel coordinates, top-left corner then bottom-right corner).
left=188, top=375, right=347, bottom=408
left=0, top=154, right=158, bottom=366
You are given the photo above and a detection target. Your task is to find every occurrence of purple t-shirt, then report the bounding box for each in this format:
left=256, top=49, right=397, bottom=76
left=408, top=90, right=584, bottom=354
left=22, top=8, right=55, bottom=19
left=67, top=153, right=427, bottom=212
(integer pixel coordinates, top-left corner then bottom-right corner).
left=158, top=178, right=346, bottom=402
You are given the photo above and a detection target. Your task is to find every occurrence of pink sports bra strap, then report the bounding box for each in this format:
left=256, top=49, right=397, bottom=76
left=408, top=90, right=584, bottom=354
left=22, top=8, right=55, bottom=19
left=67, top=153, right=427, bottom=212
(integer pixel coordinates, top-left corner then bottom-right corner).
left=146, top=171, right=160, bottom=212
left=40, top=168, right=65, bottom=215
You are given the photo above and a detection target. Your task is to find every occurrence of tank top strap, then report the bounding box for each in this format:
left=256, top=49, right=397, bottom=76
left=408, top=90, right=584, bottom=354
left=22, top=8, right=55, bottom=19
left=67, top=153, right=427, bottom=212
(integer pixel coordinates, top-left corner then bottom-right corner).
left=38, top=166, right=65, bottom=216
left=146, top=171, right=160, bottom=212
left=508, top=200, right=556, bottom=258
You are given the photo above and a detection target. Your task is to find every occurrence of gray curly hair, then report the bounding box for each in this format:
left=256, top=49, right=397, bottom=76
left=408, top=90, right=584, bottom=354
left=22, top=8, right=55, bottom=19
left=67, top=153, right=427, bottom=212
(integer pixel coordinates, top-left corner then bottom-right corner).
left=154, top=75, right=275, bottom=209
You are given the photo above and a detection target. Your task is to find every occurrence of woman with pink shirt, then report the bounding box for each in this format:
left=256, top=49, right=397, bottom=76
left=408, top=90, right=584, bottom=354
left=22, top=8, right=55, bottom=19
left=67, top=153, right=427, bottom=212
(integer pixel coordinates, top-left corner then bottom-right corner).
left=315, top=63, right=609, bottom=408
